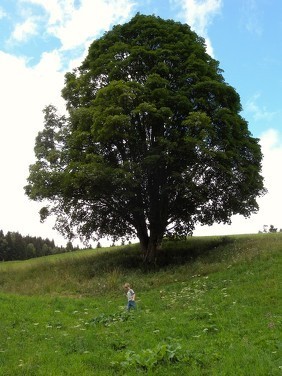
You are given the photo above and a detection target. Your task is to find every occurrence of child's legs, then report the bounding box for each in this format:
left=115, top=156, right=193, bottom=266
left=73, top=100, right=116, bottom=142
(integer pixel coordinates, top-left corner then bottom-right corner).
left=127, top=301, right=136, bottom=311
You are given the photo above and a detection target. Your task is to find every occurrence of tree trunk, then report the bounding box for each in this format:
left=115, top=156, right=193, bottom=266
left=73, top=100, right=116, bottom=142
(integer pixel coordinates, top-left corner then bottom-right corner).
left=140, top=231, right=163, bottom=264
left=134, top=212, right=165, bottom=264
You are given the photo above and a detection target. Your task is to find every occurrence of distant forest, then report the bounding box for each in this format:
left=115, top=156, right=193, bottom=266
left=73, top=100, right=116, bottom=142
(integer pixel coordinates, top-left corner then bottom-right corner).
left=0, top=230, right=78, bottom=261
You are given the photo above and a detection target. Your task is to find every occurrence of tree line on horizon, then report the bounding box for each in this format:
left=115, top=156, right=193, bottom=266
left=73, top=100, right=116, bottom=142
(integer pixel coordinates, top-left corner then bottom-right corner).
left=0, top=229, right=78, bottom=262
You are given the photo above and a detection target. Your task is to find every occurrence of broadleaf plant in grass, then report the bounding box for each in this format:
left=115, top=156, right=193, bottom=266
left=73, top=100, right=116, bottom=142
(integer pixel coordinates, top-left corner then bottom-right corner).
left=25, top=14, right=265, bottom=263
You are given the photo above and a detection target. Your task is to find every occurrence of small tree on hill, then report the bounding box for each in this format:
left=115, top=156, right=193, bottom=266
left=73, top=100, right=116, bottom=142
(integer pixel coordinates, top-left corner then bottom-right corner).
left=269, top=225, right=277, bottom=233
left=25, top=14, right=265, bottom=263
left=66, top=241, right=74, bottom=252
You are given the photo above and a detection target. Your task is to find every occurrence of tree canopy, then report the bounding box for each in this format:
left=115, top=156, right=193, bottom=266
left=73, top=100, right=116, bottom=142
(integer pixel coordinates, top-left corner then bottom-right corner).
left=25, top=14, right=265, bottom=262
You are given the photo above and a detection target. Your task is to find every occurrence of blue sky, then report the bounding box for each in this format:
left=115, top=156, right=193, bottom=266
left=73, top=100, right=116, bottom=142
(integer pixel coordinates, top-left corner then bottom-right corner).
left=0, top=0, right=281, bottom=245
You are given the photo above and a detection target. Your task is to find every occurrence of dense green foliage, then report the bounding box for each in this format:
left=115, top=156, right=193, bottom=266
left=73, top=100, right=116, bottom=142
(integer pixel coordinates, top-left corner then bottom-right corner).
left=25, top=14, right=265, bottom=261
left=0, top=229, right=71, bottom=261
left=0, top=233, right=281, bottom=374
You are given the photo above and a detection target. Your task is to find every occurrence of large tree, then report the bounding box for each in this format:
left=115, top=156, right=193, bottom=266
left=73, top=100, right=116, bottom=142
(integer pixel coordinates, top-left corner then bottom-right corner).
left=25, top=14, right=265, bottom=262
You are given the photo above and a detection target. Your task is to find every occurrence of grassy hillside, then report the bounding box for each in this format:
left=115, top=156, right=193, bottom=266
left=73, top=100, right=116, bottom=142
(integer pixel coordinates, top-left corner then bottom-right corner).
left=0, top=233, right=281, bottom=375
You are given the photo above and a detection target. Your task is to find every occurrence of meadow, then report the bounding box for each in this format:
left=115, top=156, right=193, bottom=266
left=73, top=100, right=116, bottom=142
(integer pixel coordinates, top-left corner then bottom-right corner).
left=0, top=233, right=281, bottom=375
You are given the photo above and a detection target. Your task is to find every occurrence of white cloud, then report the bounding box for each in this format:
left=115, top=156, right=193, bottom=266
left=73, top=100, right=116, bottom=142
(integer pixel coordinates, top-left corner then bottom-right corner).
left=53, top=0, right=136, bottom=51
left=246, top=93, right=277, bottom=122
left=21, top=0, right=68, bottom=24
left=0, top=50, right=66, bottom=244
left=176, top=0, right=222, bottom=35
left=0, top=6, right=7, bottom=19
left=260, top=129, right=282, bottom=186
left=172, top=0, right=222, bottom=56
left=252, top=129, right=282, bottom=231
left=21, top=0, right=136, bottom=50
left=10, top=17, right=38, bottom=42
left=241, top=0, right=263, bottom=36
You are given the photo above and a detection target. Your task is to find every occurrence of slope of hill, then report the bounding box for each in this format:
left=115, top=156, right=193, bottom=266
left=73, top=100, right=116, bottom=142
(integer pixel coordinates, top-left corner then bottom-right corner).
left=0, top=233, right=281, bottom=375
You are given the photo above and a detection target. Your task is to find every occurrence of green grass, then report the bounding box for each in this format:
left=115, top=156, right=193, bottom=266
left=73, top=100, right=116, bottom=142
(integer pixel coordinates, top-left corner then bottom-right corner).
left=0, top=233, right=281, bottom=375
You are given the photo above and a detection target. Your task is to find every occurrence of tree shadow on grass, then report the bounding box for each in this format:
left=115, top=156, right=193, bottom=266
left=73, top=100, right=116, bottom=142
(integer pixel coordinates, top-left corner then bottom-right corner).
left=87, top=236, right=235, bottom=274
left=152, top=236, right=234, bottom=270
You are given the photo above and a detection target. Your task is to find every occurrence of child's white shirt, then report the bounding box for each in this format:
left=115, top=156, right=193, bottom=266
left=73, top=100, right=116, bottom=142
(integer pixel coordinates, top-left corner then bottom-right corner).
left=127, top=288, right=135, bottom=301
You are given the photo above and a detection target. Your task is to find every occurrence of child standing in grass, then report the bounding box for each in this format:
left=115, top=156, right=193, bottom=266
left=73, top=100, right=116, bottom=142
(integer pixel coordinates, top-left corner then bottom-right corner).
left=124, top=283, right=136, bottom=311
